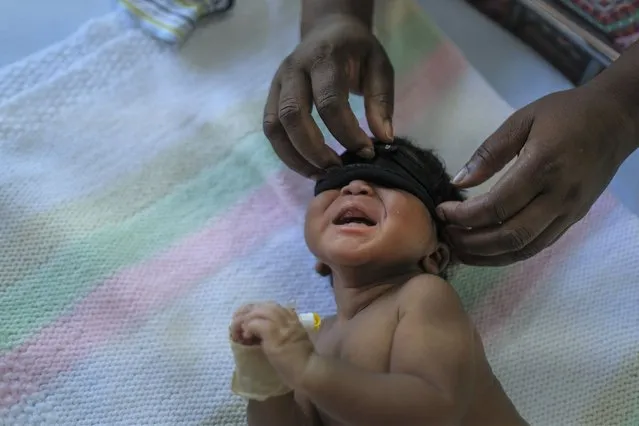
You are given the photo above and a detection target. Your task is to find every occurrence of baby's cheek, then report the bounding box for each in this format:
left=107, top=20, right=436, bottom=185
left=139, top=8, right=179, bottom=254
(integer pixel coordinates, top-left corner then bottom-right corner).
left=303, top=219, right=324, bottom=258
left=305, top=195, right=333, bottom=224
left=388, top=215, right=435, bottom=251
left=305, top=196, right=336, bottom=244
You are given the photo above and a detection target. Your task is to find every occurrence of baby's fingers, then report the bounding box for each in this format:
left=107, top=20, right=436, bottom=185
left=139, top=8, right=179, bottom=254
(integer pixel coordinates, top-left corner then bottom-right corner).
left=230, top=317, right=261, bottom=345
left=232, top=303, right=255, bottom=319
left=230, top=304, right=258, bottom=343
left=229, top=317, right=245, bottom=342
left=242, top=318, right=273, bottom=343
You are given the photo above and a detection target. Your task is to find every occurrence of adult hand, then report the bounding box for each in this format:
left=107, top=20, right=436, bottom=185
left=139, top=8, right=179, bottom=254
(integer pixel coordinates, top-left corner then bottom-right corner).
left=437, top=85, right=638, bottom=266
left=263, top=15, right=394, bottom=178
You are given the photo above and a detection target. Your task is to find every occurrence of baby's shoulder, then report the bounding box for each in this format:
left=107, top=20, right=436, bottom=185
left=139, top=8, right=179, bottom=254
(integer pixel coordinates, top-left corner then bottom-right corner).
left=310, top=314, right=336, bottom=342
left=396, top=274, right=465, bottom=317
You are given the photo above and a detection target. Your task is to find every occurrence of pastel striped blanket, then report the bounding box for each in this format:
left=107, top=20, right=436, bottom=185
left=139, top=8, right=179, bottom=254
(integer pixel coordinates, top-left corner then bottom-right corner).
left=0, top=1, right=637, bottom=425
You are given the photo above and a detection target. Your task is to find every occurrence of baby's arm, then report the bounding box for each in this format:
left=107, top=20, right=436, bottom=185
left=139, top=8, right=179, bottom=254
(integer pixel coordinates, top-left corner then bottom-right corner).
left=230, top=305, right=323, bottom=426
left=247, top=393, right=322, bottom=426
left=298, top=275, right=475, bottom=426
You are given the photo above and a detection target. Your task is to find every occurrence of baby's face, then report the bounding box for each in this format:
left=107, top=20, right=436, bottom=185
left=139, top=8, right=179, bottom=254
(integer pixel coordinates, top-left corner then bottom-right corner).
left=305, top=179, right=439, bottom=271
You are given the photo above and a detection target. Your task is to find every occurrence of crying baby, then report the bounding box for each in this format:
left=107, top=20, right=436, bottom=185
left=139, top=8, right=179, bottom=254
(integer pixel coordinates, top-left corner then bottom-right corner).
left=230, top=137, right=528, bottom=426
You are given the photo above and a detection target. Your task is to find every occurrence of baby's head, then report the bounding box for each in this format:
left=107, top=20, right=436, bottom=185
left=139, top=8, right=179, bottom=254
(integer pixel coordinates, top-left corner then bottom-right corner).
left=304, top=137, right=464, bottom=280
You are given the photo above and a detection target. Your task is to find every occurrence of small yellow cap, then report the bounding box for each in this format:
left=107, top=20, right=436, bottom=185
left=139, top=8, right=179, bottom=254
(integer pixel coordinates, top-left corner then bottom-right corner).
left=298, top=312, right=321, bottom=331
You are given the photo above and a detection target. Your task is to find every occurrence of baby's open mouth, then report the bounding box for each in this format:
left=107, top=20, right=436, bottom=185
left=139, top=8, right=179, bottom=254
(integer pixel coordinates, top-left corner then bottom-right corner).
left=333, top=208, right=377, bottom=227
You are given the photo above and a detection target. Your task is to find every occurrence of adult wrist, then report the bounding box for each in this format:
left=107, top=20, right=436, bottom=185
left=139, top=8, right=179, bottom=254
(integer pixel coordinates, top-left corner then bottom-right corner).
left=586, top=45, right=639, bottom=153
left=301, top=0, right=374, bottom=38
left=581, top=83, right=639, bottom=159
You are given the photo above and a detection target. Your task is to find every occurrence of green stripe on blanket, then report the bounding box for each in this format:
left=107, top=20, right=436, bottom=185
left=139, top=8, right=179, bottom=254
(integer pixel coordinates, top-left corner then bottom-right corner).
left=0, top=131, right=281, bottom=351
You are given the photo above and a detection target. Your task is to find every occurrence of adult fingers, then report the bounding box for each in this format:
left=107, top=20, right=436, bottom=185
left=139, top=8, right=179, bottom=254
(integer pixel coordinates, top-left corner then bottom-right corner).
left=363, top=45, right=395, bottom=142
left=437, top=139, right=546, bottom=228
left=279, top=67, right=341, bottom=170
left=263, top=74, right=325, bottom=178
left=446, top=195, right=557, bottom=256
left=310, top=58, right=375, bottom=158
left=452, top=106, right=534, bottom=188
left=455, top=217, right=571, bottom=266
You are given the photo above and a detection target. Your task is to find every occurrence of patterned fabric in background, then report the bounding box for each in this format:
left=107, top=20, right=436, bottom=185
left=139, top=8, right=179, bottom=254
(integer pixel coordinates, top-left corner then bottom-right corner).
left=556, top=0, right=639, bottom=46
left=469, top=0, right=639, bottom=48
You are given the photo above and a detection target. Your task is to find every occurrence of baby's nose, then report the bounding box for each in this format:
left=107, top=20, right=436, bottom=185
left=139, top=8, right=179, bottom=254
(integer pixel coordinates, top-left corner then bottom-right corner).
left=340, top=180, right=373, bottom=196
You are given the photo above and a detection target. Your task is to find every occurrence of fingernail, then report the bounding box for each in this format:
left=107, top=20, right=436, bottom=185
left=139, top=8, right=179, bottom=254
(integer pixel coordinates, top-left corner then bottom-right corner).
left=452, top=167, right=468, bottom=185
left=384, top=120, right=394, bottom=141
left=357, top=147, right=375, bottom=159
left=436, top=206, right=447, bottom=222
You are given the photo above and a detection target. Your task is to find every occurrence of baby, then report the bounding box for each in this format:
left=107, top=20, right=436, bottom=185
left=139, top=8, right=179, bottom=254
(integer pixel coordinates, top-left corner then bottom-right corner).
left=230, top=138, right=528, bottom=426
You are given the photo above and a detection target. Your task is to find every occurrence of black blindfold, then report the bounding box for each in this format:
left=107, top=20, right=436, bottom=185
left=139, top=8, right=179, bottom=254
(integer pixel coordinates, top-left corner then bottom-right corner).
left=314, top=142, right=436, bottom=217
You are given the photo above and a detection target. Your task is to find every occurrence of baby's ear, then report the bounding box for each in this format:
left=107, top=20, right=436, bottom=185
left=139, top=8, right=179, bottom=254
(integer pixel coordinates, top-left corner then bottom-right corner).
left=314, top=260, right=332, bottom=276
left=420, top=243, right=450, bottom=275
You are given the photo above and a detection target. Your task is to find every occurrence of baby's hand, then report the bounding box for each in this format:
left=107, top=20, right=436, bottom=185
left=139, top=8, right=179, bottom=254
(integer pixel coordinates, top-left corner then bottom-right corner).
left=230, top=304, right=261, bottom=345
left=230, top=302, right=314, bottom=389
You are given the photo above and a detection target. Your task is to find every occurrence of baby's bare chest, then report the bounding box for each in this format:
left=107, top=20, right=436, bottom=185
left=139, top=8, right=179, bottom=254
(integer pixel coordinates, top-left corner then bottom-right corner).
left=300, top=308, right=400, bottom=426
left=313, top=308, right=399, bottom=373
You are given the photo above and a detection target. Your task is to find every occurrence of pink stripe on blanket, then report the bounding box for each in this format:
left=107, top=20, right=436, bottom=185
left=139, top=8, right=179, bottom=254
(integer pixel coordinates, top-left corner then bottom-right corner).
left=394, top=42, right=468, bottom=131
left=0, top=171, right=311, bottom=408
left=473, top=192, right=620, bottom=339
left=0, top=44, right=465, bottom=407
left=323, top=42, right=466, bottom=153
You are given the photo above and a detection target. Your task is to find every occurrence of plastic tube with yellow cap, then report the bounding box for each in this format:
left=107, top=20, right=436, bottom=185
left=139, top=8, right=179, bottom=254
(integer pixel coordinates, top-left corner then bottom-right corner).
left=297, top=312, right=322, bottom=332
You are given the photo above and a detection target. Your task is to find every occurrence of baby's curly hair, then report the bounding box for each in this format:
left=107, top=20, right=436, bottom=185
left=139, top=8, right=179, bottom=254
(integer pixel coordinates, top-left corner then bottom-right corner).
left=316, top=136, right=465, bottom=280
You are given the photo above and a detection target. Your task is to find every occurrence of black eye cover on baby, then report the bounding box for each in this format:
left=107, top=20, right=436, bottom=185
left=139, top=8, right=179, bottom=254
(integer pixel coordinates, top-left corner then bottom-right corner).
left=314, top=142, right=437, bottom=217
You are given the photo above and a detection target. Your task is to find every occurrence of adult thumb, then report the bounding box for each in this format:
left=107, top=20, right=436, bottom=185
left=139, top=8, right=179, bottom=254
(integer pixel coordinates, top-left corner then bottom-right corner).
left=363, top=45, right=395, bottom=142
left=453, top=107, right=534, bottom=188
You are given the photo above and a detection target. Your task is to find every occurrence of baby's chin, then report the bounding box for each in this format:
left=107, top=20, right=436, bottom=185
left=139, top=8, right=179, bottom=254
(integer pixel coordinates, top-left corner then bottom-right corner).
left=321, top=243, right=380, bottom=268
